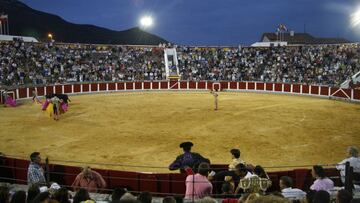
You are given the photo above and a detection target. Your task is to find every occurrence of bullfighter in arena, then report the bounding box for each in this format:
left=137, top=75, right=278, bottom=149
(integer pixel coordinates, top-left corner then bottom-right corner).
left=1, top=90, right=16, bottom=107
left=210, top=90, right=218, bottom=110
left=169, top=141, right=210, bottom=173
left=32, top=90, right=42, bottom=104
left=42, top=93, right=70, bottom=120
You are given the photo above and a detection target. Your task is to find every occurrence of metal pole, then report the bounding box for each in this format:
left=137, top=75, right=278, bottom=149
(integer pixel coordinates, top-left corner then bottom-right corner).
left=6, top=17, right=9, bottom=35
left=344, top=161, right=353, bottom=194
left=0, top=21, right=2, bottom=35
left=45, top=157, right=50, bottom=187
left=192, top=172, right=195, bottom=203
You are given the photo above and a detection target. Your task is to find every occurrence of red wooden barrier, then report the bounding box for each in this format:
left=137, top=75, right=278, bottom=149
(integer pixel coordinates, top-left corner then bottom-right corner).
left=320, top=86, right=329, bottom=96
left=206, top=81, right=213, bottom=90
left=180, top=81, right=187, bottom=89
left=198, top=81, right=206, bottom=89
left=108, top=170, right=139, bottom=191
left=46, top=86, right=54, bottom=94
left=126, top=82, right=134, bottom=90
left=239, top=82, right=246, bottom=90
left=118, top=83, right=125, bottom=90
left=73, top=84, right=81, bottom=93
left=256, top=82, right=265, bottom=91
left=229, top=82, right=237, bottom=90
left=82, top=84, right=89, bottom=92
left=152, top=82, right=159, bottom=90
left=354, top=89, right=360, bottom=100
left=220, top=82, right=228, bottom=90
left=64, top=85, right=72, bottom=94
left=189, top=81, right=196, bottom=89
left=293, top=84, right=301, bottom=93
left=284, top=84, right=291, bottom=92
left=302, top=85, right=309, bottom=94
left=55, top=85, right=62, bottom=94
left=248, top=82, right=255, bottom=90
left=144, top=82, right=151, bottom=90
left=311, top=86, right=319, bottom=95
left=37, top=87, right=45, bottom=96
left=108, top=83, right=116, bottom=91
left=275, top=83, right=282, bottom=91
left=160, top=82, right=168, bottom=89
left=135, top=82, right=142, bottom=90
left=139, top=174, right=158, bottom=193
left=91, top=84, right=98, bottom=92
left=18, top=88, right=27, bottom=98
left=99, top=83, right=107, bottom=91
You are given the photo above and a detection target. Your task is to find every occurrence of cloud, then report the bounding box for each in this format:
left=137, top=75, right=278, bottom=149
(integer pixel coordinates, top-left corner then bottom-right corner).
left=324, top=2, right=352, bottom=14
left=131, top=0, right=144, bottom=7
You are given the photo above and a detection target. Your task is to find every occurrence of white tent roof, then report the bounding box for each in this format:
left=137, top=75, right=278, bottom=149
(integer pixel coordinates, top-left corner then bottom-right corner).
left=0, top=35, right=38, bottom=42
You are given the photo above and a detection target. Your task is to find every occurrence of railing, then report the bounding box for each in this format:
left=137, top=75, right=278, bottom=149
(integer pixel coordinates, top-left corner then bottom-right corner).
left=1, top=81, right=359, bottom=103
left=0, top=155, right=344, bottom=197
left=341, top=71, right=360, bottom=89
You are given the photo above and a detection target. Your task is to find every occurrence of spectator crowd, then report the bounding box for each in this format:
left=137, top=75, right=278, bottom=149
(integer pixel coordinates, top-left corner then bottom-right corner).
left=0, top=145, right=359, bottom=202
left=1, top=39, right=360, bottom=88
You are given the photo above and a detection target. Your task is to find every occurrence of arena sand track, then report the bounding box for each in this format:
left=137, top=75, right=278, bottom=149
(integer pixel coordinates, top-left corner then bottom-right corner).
left=0, top=91, right=360, bottom=172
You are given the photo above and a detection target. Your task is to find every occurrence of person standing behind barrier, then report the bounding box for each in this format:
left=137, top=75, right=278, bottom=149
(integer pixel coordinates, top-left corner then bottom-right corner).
left=169, top=141, right=210, bottom=173
left=184, top=162, right=213, bottom=200
left=27, top=152, right=46, bottom=186
left=228, top=149, right=246, bottom=171
left=208, top=149, right=245, bottom=193
left=72, top=166, right=107, bottom=193
left=336, top=146, right=360, bottom=184
left=310, top=165, right=334, bottom=192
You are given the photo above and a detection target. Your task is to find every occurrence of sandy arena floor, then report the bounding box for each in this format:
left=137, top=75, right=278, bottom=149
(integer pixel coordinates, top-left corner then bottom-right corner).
left=0, top=91, right=360, bottom=172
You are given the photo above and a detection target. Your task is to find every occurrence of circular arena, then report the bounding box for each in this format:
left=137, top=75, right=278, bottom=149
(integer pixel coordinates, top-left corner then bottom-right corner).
left=1, top=86, right=360, bottom=172
left=3, top=0, right=360, bottom=202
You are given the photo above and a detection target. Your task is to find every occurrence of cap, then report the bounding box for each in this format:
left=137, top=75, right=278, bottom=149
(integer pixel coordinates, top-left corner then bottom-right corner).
left=180, top=142, right=193, bottom=149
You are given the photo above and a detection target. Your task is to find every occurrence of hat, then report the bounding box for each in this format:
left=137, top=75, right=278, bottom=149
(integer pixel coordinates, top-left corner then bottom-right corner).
left=180, top=142, right=193, bottom=149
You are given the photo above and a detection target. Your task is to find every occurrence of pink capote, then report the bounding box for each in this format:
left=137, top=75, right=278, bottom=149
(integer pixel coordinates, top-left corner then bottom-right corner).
left=42, top=100, right=49, bottom=110
left=5, top=96, right=16, bottom=107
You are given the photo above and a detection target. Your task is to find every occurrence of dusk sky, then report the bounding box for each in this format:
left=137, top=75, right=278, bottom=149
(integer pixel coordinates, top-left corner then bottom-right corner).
left=21, top=0, right=360, bottom=45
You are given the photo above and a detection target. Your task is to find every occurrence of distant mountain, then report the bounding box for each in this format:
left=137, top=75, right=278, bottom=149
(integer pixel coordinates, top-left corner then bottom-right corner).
left=0, top=0, right=168, bottom=45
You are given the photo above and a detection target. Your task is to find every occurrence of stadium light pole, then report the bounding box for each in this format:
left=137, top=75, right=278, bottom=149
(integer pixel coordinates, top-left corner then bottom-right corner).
left=47, top=33, right=53, bottom=40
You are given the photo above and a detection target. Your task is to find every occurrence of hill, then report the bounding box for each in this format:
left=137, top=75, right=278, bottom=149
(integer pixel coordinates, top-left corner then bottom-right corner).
left=0, top=0, right=168, bottom=45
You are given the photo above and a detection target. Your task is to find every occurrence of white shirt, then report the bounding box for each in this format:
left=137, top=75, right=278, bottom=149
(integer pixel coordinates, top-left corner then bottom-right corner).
left=244, top=171, right=253, bottom=179
left=336, top=157, right=360, bottom=183
left=281, top=187, right=306, bottom=200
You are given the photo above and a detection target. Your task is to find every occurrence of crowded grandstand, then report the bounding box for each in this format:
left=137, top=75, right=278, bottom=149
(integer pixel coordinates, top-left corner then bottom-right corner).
left=0, top=40, right=360, bottom=88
